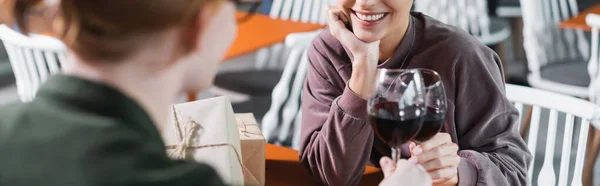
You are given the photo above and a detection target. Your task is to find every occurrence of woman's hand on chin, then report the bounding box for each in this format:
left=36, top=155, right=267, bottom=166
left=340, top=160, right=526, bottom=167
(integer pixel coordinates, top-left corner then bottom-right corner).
left=327, top=6, right=380, bottom=99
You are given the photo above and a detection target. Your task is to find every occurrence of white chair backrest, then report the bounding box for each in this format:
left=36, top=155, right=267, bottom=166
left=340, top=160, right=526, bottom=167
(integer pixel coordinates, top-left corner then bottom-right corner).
left=506, top=84, right=600, bottom=186
left=0, top=25, right=67, bottom=102
left=586, top=14, right=600, bottom=103
left=270, top=0, right=332, bottom=25
left=261, top=30, right=320, bottom=149
left=414, top=0, right=491, bottom=37
left=520, top=0, right=590, bottom=78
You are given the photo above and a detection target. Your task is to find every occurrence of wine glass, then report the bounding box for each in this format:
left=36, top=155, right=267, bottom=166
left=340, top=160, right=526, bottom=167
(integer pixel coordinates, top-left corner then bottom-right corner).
left=368, top=69, right=427, bottom=162
left=413, top=69, right=447, bottom=143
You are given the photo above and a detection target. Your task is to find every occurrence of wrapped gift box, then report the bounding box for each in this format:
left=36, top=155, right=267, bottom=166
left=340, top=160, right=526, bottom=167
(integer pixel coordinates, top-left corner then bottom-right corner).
left=235, top=113, right=266, bottom=186
left=162, top=96, right=243, bottom=185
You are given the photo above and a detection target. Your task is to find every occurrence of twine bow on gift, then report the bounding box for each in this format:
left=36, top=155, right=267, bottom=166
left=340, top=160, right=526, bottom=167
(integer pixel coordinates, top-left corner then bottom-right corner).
left=236, top=118, right=262, bottom=137
left=165, top=106, right=245, bottom=176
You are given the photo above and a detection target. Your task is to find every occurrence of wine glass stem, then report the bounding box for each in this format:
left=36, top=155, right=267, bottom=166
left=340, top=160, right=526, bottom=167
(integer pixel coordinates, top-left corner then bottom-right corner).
left=391, top=147, right=401, bottom=163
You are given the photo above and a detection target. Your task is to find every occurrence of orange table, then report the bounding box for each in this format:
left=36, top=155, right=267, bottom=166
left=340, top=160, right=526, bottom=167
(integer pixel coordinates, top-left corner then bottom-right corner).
left=265, top=144, right=383, bottom=186
left=188, top=12, right=324, bottom=101
left=223, top=12, right=325, bottom=60
left=559, top=5, right=600, bottom=31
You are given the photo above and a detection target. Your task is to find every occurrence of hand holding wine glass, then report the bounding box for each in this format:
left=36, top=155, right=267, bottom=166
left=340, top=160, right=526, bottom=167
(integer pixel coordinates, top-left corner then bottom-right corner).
left=410, top=133, right=460, bottom=185
left=408, top=69, right=459, bottom=185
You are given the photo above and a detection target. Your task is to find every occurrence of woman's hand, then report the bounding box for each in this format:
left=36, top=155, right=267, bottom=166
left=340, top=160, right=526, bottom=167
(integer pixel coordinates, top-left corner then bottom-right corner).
left=379, top=157, right=432, bottom=186
left=327, top=7, right=380, bottom=99
left=410, top=133, right=460, bottom=186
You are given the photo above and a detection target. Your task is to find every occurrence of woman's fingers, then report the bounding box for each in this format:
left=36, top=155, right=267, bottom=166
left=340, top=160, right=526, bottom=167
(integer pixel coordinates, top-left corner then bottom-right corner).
left=420, top=155, right=460, bottom=171
left=327, top=7, right=352, bottom=38
left=414, top=133, right=452, bottom=155
left=415, top=143, right=459, bottom=164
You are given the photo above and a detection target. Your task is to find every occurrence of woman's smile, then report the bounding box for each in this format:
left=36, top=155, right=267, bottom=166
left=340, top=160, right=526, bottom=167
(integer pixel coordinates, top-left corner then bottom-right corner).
left=351, top=10, right=389, bottom=26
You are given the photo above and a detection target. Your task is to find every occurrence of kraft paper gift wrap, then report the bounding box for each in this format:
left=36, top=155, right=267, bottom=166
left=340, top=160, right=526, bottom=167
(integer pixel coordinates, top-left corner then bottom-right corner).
left=235, top=113, right=266, bottom=186
left=162, top=96, right=244, bottom=185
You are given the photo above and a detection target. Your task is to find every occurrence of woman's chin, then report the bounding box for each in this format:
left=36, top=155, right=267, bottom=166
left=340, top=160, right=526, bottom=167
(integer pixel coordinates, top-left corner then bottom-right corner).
left=354, top=32, right=383, bottom=43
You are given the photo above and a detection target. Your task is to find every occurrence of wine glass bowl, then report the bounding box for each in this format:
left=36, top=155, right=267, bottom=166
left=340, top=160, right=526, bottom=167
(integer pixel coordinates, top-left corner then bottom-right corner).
left=368, top=69, right=427, bottom=162
left=412, top=69, right=447, bottom=143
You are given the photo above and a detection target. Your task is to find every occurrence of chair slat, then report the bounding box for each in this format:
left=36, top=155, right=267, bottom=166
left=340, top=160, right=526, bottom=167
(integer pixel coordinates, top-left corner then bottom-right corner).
left=526, top=105, right=541, bottom=186
left=591, top=27, right=600, bottom=102
left=261, top=47, right=304, bottom=141
left=467, top=7, right=480, bottom=36
left=33, top=49, right=49, bottom=82
left=318, top=0, right=328, bottom=25
left=4, top=43, right=27, bottom=102
left=279, top=49, right=309, bottom=142
left=311, top=0, right=323, bottom=25
left=290, top=0, right=304, bottom=22
left=541, top=0, right=552, bottom=24
left=266, top=43, right=285, bottom=69
left=514, top=103, right=524, bottom=129
left=557, top=0, right=570, bottom=20
left=550, top=0, right=562, bottom=24
left=280, top=0, right=294, bottom=20
left=270, top=0, right=284, bottom=19
left=301, top=0, right=313, bottom=23
left=567, top=0, right=579, bottom=16
left=44, top=51, right=60, bottom=75
left=557, top=114, right=574, bottom=186
left=292, top=109, right=303, bottom=150
left=14, top=46, right=34, bottom=101
left=537, top=109, right=558, bottom=186
left=57, top=52, right=67, bottom=71
left=23, top=48, right=40, bottom=98
left=569, top=119, right=590, bottom=186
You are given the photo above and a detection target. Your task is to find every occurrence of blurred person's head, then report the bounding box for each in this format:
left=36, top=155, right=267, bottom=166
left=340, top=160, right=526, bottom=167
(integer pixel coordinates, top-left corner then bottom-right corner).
left=336, top=0, right=413, bottom=43
left=14, top=0, right=237, bottom=95
left=12, top=0, right=239, bottom=126
left=0, top=0, right=15, bottom=25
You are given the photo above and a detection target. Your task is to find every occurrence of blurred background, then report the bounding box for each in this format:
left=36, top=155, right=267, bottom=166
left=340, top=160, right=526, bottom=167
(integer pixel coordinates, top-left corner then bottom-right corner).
left=1, top=0, right=600, bottom=185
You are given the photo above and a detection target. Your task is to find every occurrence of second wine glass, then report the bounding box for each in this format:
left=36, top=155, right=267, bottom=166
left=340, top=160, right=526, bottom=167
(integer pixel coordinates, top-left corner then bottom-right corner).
left=413, top=69, right=447, bottom=143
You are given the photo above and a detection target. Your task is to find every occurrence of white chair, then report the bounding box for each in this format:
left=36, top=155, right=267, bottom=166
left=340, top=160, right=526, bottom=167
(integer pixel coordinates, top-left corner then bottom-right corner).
left=255, top=0, right=328, bottom=69
left=249, top=0, right=329, bottom=70
left=587, top=14, right=600, bottom=103
left=0, top=25, right=66, bottom=102
left=269, top=0, right=328, bottom=24
left=585, top=13, right=600, bottom=186
left=520, top=0, right=591, bottom=98
left=212, top=0, right=330, bottom=115
left=414, top=0, right=511, bottom=46
left=506, top=84, right=600, bottom=186
left=261, top=30, right=320, bottom=149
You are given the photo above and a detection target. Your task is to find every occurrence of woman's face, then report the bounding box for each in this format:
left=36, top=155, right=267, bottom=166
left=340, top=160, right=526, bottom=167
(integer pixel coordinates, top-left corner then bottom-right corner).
left=337, top=0, right=413, bottom=43
left=180, top=1, right=237, bottom=93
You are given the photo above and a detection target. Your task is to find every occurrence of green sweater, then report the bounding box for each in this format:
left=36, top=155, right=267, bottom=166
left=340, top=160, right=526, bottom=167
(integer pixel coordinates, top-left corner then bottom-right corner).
left=0, top=75, right=224, bottom=186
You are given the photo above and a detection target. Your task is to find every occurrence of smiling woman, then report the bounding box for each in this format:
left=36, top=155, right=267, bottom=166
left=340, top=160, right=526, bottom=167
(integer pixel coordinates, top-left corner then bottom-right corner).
left=299, top=0, right=531, bottom=185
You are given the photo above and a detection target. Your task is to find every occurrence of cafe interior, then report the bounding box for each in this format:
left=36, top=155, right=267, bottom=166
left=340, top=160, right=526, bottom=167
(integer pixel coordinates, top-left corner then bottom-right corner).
left=1, top=0, right=600, bottom=185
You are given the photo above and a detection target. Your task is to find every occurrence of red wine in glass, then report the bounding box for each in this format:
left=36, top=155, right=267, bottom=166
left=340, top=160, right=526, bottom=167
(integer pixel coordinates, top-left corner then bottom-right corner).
left=369, top=102, right=424, bottom=147
left=413, top=107, right=445, bottom=143
left=368, top=69, right=426, bottom=163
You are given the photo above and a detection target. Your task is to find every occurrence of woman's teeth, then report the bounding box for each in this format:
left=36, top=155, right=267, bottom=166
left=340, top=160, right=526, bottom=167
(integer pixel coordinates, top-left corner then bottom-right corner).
left=356, top=13, right=385, bottom=22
